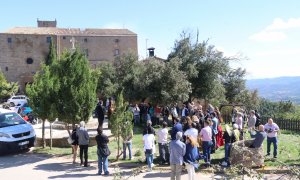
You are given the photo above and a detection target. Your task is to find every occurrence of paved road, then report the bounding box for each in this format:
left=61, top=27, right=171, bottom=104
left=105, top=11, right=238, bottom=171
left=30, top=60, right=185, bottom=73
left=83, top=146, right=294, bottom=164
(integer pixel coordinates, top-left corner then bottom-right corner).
left=0, top=152, right=289, bottom=180
left=0, top=152, right=214, bottom=180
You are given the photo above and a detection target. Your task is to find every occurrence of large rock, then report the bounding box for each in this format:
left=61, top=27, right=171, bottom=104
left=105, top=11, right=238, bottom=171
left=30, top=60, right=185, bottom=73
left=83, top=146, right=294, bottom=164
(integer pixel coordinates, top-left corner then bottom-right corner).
left=35, top=136, right=97, bottom=148
left=229, top=139, right=264, bottom=167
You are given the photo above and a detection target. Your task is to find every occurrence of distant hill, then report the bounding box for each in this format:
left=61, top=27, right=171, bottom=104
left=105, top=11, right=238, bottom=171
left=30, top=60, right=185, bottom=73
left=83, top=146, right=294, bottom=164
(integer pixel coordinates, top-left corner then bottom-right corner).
left=246, top=76, right=300, bottom=104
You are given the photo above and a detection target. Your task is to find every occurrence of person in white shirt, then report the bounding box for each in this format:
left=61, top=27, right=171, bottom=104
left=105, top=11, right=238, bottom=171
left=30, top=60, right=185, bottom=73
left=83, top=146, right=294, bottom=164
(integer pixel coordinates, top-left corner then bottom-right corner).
left=157, top=121, right=169, bottom=165
left=264, top=118, right=280, bottom=158
left=143, top=126, right=155, bottom=171
left=184, top=122, right=198, bottom=140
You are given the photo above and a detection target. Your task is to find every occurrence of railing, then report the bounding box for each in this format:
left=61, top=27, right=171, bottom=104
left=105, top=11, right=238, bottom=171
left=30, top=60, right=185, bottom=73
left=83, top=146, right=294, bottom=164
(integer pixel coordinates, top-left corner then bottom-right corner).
left=222, top=114, right=300, bottom=131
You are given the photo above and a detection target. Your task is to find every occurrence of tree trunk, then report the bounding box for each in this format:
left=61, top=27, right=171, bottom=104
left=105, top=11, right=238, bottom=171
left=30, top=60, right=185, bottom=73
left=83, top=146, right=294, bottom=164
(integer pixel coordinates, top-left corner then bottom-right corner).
left=42, top=119, right=46, bottom=148
left=116, top=134, right=120, bottom=161
left=50, top=122, right=52, bottom=150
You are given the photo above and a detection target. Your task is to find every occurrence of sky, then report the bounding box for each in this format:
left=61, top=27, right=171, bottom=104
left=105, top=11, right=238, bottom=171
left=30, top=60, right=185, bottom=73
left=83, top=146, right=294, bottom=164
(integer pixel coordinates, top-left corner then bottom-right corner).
left=1, top=0, right=300, bottom=79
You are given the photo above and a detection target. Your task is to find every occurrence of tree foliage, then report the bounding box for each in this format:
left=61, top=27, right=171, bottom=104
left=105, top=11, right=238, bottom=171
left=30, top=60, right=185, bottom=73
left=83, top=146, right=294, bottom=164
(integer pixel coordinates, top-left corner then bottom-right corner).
left=258, top=99, right=296, bottom=119
left=0, top=70, right=18, bottom=100
left=223, top=68, right=247, bottom=103
left=26, top=42, right=58, bottom=148
left=168, top=34, right=233, bottom=104
left=52, top=49, right=99, bottom=124
left=110, top=92, right=133, bottom=160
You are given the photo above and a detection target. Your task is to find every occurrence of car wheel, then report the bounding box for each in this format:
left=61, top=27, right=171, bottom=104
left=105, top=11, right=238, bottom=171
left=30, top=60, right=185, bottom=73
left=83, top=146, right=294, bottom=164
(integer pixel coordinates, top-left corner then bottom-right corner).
left=10, top=102, right=15, bottom=106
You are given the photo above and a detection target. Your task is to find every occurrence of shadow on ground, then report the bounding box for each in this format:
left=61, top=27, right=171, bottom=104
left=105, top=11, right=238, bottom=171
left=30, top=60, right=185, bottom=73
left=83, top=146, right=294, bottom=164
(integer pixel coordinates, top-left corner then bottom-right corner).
left=34, top=162, right=97, bottom=173
left=142, top=171, right=170, bottom=178
left=0, top=151, right=50, bottom=169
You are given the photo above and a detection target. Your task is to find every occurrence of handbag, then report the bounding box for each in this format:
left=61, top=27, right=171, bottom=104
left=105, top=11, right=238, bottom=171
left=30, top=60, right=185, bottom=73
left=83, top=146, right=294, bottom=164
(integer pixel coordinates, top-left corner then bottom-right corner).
left=67, top=136, right=74, bottom=144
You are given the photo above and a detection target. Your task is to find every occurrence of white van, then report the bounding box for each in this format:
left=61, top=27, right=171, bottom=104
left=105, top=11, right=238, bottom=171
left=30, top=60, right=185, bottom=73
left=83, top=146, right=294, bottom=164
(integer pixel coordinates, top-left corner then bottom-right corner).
left=0, top=108, right=35, bottom=154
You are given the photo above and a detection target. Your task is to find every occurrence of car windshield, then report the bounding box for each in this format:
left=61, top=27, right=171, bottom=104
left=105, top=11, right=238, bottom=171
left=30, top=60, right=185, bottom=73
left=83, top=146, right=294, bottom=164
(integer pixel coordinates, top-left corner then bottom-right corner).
left=0, top=112, right=26, bottom=128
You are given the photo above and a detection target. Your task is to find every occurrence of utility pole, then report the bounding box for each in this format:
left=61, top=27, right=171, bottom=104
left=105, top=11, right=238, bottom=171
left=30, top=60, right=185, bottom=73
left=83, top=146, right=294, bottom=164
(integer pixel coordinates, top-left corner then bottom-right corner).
left=146, top=38, right=148, bottom=58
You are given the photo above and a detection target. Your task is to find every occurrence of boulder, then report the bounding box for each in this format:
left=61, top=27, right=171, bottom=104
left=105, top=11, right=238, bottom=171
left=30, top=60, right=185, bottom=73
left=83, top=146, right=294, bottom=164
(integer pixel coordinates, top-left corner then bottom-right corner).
left=35, top=136, right=97, bottom=148
left=229, top=139, right=264, bottom=167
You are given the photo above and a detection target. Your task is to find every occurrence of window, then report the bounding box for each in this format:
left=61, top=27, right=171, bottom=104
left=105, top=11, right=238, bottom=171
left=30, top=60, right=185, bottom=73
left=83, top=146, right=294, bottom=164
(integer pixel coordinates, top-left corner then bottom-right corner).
left=7, top=37, right=12, bottom=43
left=26, top=58, right=33, bottom=64
left=84, top=49, right=89, bottom=57
left=63, top=36, right=66, bottom=40
left=84, top=38, right=88, bottom=42
left=5, top=67, right=8, bottom=71
left=114, top=39, right=119, bottom=43
left=114, top=49, right=120, bottom=56
left=46, top=36, right=51, bottom=43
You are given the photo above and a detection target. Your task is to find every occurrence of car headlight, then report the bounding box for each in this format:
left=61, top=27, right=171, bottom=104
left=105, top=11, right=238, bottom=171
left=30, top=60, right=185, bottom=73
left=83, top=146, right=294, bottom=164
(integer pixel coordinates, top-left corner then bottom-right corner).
left=0, top=132, right=11, bottom=138
left=30, top=129, right=35, bottom=136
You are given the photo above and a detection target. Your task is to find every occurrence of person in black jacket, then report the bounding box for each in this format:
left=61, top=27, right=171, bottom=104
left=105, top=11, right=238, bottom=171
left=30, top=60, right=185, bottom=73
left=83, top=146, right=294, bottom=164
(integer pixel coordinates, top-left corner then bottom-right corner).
left=96, top=127, right=110, bottom=176
left=95, top=100, right=105, bottom=128
left=71, top=125, right=79, bottom=164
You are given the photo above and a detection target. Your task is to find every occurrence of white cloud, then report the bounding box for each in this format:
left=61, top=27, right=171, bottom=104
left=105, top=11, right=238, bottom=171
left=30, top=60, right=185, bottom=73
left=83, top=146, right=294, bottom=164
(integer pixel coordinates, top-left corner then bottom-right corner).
left=249, top=31, right=286, bottom=42
left=249, top=17, right=300, bottom=42
left=266, top=18, right=300, bottom=31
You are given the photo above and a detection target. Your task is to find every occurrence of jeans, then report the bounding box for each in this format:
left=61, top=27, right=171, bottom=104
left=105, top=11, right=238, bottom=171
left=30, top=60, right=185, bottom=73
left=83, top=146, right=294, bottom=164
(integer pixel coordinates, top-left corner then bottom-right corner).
left=163, top=115, right=168, bottom=122
left=224, top=143, right=231, bottom=162
left=211, top=133, right=216, bottom=153
left=98, top=117, right=104, bottom=129
left=267, top=137, right=278, bottom=157
left=134, top=115, right=140, bottom=125
left=123, top=142, right=132, bottom=160
left=185, top=163, right=195, bottom=180
left=158, top=143, right=169, bottom=163
left=97, top=150, right=108, bottom=175
left=79, top=145, right=88, bottom=166
left=145, top=152, right=153, bottom=169
left=170, top=164, right=182, bottom=180
left=202, top=141, right=212, bottom=164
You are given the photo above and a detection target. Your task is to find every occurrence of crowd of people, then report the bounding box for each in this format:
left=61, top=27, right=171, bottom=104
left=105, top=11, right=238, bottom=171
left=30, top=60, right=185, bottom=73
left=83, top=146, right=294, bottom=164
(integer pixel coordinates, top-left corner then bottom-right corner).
left=70, top=100, right=280, bottom=179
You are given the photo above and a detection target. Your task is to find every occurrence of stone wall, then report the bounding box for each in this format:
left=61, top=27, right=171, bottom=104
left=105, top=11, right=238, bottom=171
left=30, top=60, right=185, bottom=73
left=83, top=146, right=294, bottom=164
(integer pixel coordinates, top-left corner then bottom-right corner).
left=0, top=33, right=137, bottom=92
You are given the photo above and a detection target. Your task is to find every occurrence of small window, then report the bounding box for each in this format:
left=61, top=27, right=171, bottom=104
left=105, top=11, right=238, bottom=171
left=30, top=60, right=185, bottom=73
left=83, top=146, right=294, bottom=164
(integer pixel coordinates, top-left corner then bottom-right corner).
left=84, top=38, right=88, bottom=42
left=84, top=49, right=89, bottom=57
left=46, top=36, right=51, bottom=43
left=7, top=37, right=12, bottom=43
left=63, top=36, right=66, bottom=40
left=114, top=39, right=119, bottom=43
left=26, top=58, right=33, bottom=64
left=114, top=49, right=120, bottom=56
left=5, top=67, right=8, bottom=71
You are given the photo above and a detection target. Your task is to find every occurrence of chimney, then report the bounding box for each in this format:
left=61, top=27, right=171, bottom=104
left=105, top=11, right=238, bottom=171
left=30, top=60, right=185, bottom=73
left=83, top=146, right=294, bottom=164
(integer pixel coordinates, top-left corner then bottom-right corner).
left=37, top=19, right=57, bottom=27
left=148, top=47, right=155, bottom=57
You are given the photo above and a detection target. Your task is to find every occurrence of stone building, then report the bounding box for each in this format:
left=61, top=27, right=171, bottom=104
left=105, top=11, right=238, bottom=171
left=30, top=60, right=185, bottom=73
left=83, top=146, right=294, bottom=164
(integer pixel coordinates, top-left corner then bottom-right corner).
left=0, top=20, right=137, bottom=92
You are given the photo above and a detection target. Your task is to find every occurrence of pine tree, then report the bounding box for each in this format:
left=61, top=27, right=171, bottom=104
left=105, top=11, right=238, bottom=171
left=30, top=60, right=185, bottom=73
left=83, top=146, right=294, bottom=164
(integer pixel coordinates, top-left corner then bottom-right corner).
left=0, top=70, right=18, bottom=100
left=110, top=92, right=133, bottom=160
left=53, top=48, right=99, bottom=128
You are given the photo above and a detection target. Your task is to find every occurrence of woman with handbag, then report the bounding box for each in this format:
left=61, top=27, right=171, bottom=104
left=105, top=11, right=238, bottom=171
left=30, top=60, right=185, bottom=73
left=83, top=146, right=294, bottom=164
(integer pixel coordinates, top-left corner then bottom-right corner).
left=71, top=125, right=79, bottom=164
left=96, top=127, right=110, bottom=176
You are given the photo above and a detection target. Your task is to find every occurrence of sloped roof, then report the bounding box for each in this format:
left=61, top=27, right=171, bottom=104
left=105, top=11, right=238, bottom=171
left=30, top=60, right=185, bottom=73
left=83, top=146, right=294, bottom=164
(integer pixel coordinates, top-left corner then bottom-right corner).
left=4, top=27, right=137, bottom=36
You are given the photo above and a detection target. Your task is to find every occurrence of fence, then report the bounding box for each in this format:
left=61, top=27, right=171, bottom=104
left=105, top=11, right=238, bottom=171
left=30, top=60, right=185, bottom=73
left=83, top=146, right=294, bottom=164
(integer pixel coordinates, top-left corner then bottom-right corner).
left=222, top=114, right=300, bottom=131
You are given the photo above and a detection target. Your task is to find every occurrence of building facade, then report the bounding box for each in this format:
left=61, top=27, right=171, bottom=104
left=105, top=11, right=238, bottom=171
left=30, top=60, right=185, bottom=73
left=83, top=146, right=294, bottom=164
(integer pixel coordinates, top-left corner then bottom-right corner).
left=0, top=20, right=138, bottom=91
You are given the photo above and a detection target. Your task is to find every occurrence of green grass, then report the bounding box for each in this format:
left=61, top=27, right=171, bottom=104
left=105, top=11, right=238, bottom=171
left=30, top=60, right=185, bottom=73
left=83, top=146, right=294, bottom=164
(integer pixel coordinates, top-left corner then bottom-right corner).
left=33, top=126, right=147, bottom=163
left=33, top=127, right=300, bottom=167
